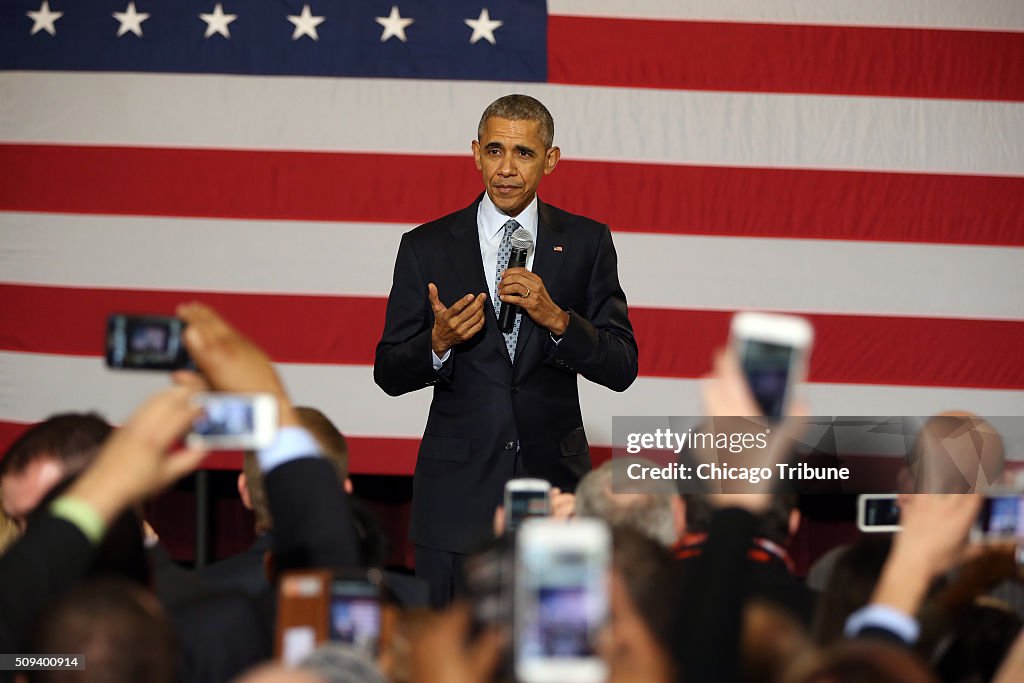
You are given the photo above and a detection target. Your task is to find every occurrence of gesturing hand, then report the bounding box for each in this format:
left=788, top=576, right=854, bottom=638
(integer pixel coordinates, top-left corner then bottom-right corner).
left=429, top=283, right=487, bottom=356
left=67, top=385, right=207, bottom=525
left=175, top=302, right=300, bottom=428
left=499, top=268, right=569, bottom=336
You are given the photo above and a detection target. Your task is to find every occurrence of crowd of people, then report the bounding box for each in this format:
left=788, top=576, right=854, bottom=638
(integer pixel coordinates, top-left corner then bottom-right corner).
left=0, top=304, right=1022, bottom=683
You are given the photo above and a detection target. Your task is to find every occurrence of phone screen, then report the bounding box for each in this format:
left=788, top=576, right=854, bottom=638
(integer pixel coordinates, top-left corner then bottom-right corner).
left=518, top=547, right=605, bottom=660
left=738, top=339, right=796, bottom=417
left=192, top=397, right=256, bottom=439
left=976, top=496, right=1024, bottom=539
left=106, top=314, right=191, bottom=370
left=328, top=580, right=381, bottom=655
left=508, top=490, right=550, bottom=532
left=862, top=498, right=901, bottom=529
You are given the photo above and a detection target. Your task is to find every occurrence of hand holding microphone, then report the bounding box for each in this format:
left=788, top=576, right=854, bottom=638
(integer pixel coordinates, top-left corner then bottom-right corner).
left=498, top=231, right=570, bottom=337
left=498, top=228, right=534, bottom=332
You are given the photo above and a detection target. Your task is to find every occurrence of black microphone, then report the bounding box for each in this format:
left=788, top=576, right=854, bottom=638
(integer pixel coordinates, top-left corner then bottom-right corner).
left=498, top=227, right=534, bottom=332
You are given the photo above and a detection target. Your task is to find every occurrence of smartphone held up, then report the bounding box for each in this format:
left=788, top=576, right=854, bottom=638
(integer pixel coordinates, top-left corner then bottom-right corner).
left=730, top=312, right=813, bottom=418
left=857, top=493, right=1024, bottom=543
left=505, top=478, right=552, bottom=533
left=187, top=393, right=278, bottom=450
left=515, top=518, right=610, bottom=683
left=106, top=314, right=193, bottom=371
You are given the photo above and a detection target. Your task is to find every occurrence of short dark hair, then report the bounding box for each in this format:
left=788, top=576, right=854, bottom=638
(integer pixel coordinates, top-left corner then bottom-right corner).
left=0, top=413, right=112, bottom=479
left=684, top=493, right=797, bottom=546
left=30, top=578, right=178, bottom=683
left=478, top=94, right=555, bottom=149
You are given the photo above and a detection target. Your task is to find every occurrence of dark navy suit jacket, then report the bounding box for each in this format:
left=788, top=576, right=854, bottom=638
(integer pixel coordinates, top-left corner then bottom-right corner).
left=374, top=195, right=638, bottom=553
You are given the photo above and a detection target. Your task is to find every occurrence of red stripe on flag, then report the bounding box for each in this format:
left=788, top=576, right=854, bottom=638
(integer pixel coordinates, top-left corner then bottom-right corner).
left=548, top=16, right=1024, bottom=101
left=2, top=284, right=1023, bottom=389
left=0, top=284, right=385, bottom=367
left=630, top=308, right=1024, bottom=390
left=2, top=144, right=1022, bottom=246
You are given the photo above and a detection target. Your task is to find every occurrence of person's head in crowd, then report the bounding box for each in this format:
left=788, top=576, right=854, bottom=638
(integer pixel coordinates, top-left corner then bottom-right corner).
left=812, top=535, right=892, bottom=646
left=239, top=405, right=351, bottom=533
left=600, top=527, right=681, bottom=683
left=783, top=639, right=938, bottom=683
left=575, top=458, right=685, bottom=547
left=906, top=412, right=1004, bottom=494
left=0, top=413, right=111, bottom=530
left=932, top=601, right=1023, bottom=683
left=683, top=492, right=799, bottom=548
left=28, top=578, right=177, bottom=683
left=740, top=601, right=809, bottom=683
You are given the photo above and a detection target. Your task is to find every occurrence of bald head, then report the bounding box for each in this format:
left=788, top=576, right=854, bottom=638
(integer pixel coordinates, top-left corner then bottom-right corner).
left=909, top=412, right=1004, bottom=493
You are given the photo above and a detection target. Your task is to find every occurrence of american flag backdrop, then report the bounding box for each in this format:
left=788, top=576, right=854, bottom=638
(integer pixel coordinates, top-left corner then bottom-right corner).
left=1, top=0, right=1023, bottom=473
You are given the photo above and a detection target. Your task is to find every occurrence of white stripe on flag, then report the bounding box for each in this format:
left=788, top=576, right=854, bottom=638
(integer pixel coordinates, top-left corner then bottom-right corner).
left=2, top=72, right=1023, bottom=175
left=2, top=352, right=1023, bottom=450
left=3, top=212, right=1023, bottom=319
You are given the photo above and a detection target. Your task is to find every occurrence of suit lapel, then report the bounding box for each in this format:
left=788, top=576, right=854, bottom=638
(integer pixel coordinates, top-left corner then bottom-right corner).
left=513, top=199, right=566, bottom=368
left=446, top=197, right=491, bottom=300
left=447, top=195, right=512, bottom=365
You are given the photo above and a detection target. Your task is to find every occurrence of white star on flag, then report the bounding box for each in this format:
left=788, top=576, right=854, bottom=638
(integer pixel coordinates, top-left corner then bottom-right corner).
left=113, top=2, right=150, bottom=38
left=287, top=4, right=325, bottom=41
left=199, top=3, right=237, bottom=39
left=375, top=6, right=413, bottom=43
left=27, top=1, right=63, bottom=36
left=464, top=8, right=502, bottom=45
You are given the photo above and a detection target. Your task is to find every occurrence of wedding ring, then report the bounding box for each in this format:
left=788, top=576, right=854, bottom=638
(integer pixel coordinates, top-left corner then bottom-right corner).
left=524, top=287, right=532, bottom=298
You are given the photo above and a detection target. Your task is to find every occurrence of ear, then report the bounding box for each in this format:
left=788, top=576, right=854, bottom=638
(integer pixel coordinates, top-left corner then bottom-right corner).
left=237, top=473, right=252, bottom=511
left=788, top=508, right=801, bottom=538
left=472, top=139, right=483, bottom=171
left=543, top=145, right=560, bottom=175
left=343, top=477, right=353, bottom=495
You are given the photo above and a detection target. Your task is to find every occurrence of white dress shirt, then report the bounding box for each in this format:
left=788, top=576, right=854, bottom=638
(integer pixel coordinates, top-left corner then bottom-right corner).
left=432, top=194, right=539, bottom=368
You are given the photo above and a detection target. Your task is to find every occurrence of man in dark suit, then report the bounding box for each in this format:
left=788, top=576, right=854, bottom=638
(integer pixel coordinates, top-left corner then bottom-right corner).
left=374, top=94, right=638, bottom=606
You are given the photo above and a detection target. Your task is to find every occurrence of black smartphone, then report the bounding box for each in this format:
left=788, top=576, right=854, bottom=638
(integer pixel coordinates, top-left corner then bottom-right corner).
left=105, top=314, right=193, bottom=370
left=857, top=494, right=901, bottom=532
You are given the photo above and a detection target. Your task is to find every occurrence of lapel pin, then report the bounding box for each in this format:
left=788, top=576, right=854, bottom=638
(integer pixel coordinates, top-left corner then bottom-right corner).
left=553, top=245, right=563, bottom=252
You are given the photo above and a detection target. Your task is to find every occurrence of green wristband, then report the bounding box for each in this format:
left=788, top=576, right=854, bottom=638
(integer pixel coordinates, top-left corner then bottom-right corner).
left=50, top=496, right=106, bottom=545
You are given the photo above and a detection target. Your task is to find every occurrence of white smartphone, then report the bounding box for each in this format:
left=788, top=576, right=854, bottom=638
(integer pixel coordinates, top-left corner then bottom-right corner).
left=329, top=570, right=383, bottom=656
left=730, top=312, right=814, bottom=417
left=187, top=392, right=278, bottom=449
left=515, top=518, right=610, bottom=683
left=970, top=495, right=1024, bottom=542
left=857, top=494, right=902, bottom=532
left=505, top=478, right=552, bottom=533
